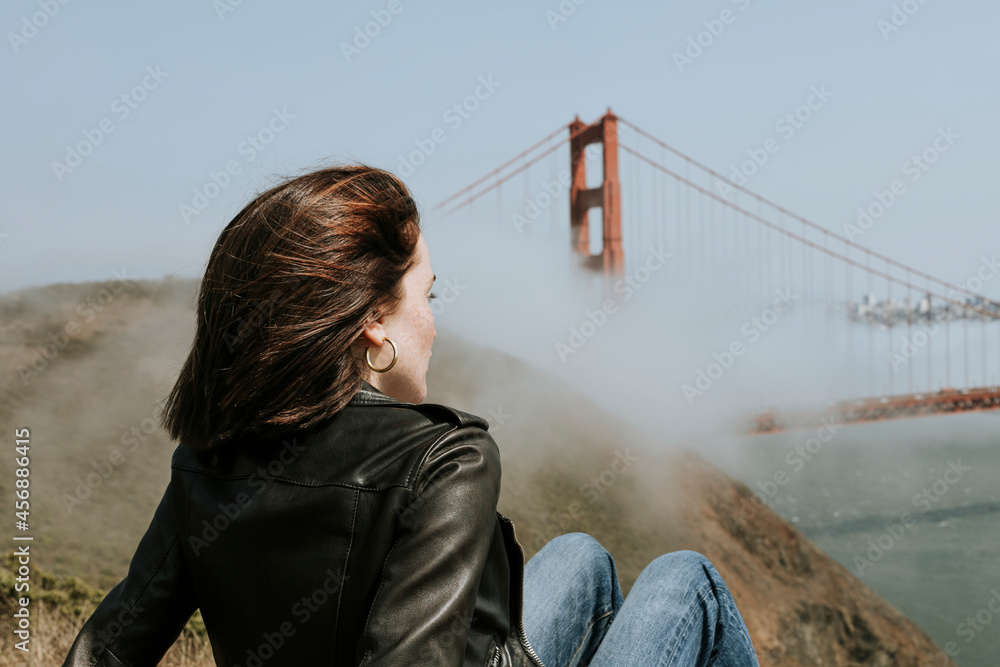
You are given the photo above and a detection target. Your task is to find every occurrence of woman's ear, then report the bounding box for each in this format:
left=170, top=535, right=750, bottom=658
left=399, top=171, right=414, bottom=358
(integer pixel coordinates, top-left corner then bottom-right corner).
left=358, top=315, right=387, bottom=348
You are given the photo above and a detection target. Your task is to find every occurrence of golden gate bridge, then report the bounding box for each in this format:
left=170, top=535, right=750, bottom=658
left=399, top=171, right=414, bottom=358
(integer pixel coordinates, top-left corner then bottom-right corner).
left=432, top=110, right=1000, bottom=434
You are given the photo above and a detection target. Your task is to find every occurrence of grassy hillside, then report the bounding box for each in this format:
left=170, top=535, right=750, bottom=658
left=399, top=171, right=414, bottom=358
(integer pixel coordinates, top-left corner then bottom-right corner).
left=0, top=552, right=210, bottom=666
left=0, top=276, right=956, bottom=665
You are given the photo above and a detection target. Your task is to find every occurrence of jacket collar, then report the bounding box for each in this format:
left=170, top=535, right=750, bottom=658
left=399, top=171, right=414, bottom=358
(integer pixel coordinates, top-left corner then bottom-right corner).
left=348, top=379, right=415, bottom=406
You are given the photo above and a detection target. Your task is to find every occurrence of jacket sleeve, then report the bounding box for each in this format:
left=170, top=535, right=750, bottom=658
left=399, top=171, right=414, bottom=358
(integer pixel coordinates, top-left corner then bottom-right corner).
left=62, top=481, right=199, bottom=667
left=356, top=424, right=502, bottom=666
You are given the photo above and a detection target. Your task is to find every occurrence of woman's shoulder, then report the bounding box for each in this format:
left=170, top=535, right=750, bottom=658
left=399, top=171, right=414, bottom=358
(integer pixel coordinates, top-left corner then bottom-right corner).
left=167, top=392, right=498, bottom=489
left=353, top=392, right=502, bottom=489
left=403, top=403, right=502, bottom=498
left=377, top=400, right=501, bottom=481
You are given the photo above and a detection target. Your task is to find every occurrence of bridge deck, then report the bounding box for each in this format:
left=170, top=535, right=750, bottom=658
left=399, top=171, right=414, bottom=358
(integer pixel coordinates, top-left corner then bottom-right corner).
left=746, top=386, right=1000, bottom=435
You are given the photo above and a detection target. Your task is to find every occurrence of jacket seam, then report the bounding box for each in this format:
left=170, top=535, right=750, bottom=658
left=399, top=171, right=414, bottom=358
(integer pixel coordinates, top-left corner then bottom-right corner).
left=101, top=645, right=128, bottom=667
left=100, top=530, right=178, bottom=661
left=357, top=533, right=399, bottom=667
left=355, top=422, right=466, bottom=665
left=170, top=467, right=413, bottom=491
left=403, top=423, right=461, bottom=492
left=91, top=484, right=191, bottom=666
left=126, top=533, right=178, bottom=611
left=332, top=487, right=359, bottom=655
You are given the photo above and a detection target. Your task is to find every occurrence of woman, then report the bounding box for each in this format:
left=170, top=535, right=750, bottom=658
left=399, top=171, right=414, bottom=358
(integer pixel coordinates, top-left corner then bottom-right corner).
left=62, top=165, right=759, bottom=666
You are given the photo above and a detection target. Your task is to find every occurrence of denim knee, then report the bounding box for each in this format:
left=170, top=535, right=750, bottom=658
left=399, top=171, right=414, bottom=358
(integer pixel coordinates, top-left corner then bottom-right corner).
left=635, top=550, right=717, bottom=597
left=540, top=532, right=608, bottom=562
left=649, top=549, right=714, bottom=571
left=545, top=531, right=599, bottom=549
left=537, top=533, right=621, bottom=613
left=535, top=533, right=615, bottom=581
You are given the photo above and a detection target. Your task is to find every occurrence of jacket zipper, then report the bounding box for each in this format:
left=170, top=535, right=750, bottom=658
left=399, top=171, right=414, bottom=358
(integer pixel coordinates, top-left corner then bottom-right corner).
left=490, top=644, right=502, bottom=667
left=497, top=512, right=546, bottom=667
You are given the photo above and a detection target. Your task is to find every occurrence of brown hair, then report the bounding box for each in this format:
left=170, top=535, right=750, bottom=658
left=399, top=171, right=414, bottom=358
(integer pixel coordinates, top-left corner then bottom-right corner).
left=161, top=164, right=421, bottom=451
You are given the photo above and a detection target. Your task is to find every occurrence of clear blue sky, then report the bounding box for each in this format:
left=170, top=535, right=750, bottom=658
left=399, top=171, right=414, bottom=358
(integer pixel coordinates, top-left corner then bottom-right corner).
left=2, top=0, right=998, bottom=294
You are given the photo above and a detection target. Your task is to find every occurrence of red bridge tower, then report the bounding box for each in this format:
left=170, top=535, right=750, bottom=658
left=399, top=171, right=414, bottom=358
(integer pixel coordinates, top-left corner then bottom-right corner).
left=569, top=109, right=624, bottom=281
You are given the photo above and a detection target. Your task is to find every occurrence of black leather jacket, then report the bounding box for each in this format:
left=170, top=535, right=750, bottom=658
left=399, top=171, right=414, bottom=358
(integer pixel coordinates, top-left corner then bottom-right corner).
left=62, top=380, right=545, bottom=666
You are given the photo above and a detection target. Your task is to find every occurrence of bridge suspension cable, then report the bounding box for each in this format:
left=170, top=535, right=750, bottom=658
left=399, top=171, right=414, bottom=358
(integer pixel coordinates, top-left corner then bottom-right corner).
left=431, top=109, right=1000, bottom=413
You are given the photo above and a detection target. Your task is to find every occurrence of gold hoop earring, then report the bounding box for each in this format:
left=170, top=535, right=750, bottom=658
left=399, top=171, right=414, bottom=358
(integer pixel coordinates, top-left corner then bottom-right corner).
left=365, top=337, right=397, bottom=373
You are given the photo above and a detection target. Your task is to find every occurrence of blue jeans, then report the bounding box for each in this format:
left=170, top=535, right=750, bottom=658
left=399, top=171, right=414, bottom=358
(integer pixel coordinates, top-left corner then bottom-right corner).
left=522, top=533, right=759, bottom=666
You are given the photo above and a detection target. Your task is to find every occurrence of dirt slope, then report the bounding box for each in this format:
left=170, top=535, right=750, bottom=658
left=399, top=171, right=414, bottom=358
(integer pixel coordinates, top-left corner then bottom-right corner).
left=0, top=277, right=955, bottom=666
